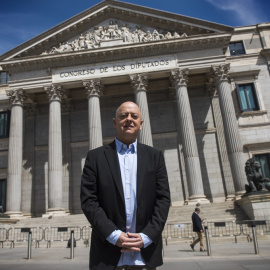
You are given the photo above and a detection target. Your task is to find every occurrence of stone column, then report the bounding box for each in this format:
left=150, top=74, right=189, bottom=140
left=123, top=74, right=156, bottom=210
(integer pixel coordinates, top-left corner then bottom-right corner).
left=61, top=99, right=72, bottom=212
left=44, top=84, right=66, bottom=216
left=170, top=69, right=209, bottom=204
left=5, top=89, right=27, bottom=217
left=22, top=103, right=37, bottom=216
left=83, top=80, right=103, bottom=150
left=207, top=83, right=235, bottom=200
left=211, top=64, right=246, bottom=196
left=130, top=73, right=153, bottom=146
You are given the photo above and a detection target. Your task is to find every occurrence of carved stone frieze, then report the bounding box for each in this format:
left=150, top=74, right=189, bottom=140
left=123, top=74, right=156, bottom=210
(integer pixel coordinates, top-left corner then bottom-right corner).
left=130, top=73, right=148, bottom=92
left=41, top=20, right=187, bottom=55
left=24, top=103, right=38, bottom=117
left=6, top=89, right=28, bottom=106
left=170, top=69, right=189, bottom=86
left=211, top=64, right=230, bottom=83
left=45, top=84, right=66, bottom=101
left=83, top=79, right=103, bottom=97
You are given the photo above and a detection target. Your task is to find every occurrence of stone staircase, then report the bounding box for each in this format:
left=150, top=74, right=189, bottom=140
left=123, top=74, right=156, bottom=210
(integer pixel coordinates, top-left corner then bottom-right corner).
left=1, top=201, right=248, bottom=229
left=167, top=201, right=249, bottom=224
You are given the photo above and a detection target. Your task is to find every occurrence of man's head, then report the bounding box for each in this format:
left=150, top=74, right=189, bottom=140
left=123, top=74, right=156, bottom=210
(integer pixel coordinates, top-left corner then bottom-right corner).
left=113, top=102, right=143, bottom=146
left=195, top=207, right=200, bottom=213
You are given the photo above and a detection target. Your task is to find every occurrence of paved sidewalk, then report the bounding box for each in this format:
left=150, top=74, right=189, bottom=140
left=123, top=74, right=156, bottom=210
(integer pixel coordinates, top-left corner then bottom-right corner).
left=1, top=240, right=270, bottom=270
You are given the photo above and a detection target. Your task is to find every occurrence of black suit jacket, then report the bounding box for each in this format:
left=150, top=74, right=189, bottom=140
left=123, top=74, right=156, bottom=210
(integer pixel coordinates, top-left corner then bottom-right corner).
left=81, top=141, right=171, bottom=270
left=192, top=212, right=203, bottom=232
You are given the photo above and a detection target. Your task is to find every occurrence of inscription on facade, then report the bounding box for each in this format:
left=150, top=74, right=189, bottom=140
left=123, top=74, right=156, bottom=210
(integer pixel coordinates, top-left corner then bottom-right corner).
left=53, top=56, right=177, bottom=82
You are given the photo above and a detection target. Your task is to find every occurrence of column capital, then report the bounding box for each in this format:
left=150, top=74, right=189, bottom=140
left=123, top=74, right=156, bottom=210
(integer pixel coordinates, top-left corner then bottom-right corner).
left=130, top=73, right=148, bottom=93
left=6, top=89, right=28, bottom=106
left=24, top=103, right=38, bottom=117
left=170, top=68, right=189, bottom=87
left=45, top=84, right=66, bottom=101
left=211, top=64, right=230, bottom=83
left=83, top=79, right=103, bottom=98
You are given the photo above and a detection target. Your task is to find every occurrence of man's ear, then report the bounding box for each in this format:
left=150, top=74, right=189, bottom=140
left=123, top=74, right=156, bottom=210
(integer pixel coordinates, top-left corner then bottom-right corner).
left=140, top=119, right=143, bottom=130
left=113, top=118, right=116, bottom=128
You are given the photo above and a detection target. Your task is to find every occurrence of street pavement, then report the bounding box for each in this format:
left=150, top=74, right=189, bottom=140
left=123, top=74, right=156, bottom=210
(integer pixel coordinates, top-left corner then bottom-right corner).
left=1, top=239, right=270, bottom=270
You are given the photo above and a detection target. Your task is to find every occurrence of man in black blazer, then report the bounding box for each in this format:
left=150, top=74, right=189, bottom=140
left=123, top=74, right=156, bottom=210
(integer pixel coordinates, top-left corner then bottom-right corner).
left=81, top=101, right=170, bottom=270
left=190, top=207, right=205, bottom=252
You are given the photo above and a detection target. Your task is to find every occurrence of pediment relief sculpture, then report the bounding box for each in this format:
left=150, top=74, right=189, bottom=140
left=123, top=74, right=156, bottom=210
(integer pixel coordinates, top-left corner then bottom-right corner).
left=41, top=20, right=187, bottom=55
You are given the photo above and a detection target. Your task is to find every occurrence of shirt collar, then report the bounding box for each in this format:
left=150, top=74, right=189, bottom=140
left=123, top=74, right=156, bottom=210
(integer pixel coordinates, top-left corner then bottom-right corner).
left=115, top=137, right=137, bottom=154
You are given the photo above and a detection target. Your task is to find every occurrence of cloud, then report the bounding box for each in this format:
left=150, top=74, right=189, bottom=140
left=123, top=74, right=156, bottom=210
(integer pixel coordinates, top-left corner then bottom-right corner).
left=205, top=0, right=266, bottom=25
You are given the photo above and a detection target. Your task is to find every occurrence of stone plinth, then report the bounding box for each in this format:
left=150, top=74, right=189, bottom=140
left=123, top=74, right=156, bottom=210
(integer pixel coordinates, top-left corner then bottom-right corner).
left=237, top=191, right=270, bottom=220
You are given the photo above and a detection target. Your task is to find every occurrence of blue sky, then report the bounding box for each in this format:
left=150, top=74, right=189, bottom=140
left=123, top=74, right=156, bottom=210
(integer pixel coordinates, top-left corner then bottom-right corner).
left=1, top=0, right=270, bottom=56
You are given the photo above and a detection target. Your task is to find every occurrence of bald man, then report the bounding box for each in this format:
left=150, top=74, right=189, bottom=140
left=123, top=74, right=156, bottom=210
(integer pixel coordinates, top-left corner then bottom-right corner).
left=81, top=102, right=170, bottom=270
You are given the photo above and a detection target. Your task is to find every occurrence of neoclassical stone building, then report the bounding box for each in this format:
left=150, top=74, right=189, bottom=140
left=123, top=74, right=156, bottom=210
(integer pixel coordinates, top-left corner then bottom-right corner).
left=0, top=0, right=270, bottom=218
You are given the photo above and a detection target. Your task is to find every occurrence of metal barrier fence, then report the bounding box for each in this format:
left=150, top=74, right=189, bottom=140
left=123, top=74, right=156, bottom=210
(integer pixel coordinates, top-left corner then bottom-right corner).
left=44, top=226, right=81, bottom=248
left=164, top=223, right=197, bottom=245
left=7, top=227, right=44, bottom=248
left=163, top=220, right=270, bottom=245
left=1, top=220, right=269, bottom=248
left=81, top=226, right=92, bottom=247
left=0, top=228, right=7, bottom=248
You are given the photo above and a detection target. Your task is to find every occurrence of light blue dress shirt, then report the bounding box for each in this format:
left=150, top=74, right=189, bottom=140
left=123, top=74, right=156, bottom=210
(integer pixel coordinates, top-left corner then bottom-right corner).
left=106, top=138, right=152, bottom=266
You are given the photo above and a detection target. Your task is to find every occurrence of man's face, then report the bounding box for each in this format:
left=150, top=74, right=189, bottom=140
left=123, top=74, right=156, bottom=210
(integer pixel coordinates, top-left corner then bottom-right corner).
left=113, top=102, right=143, bottom=144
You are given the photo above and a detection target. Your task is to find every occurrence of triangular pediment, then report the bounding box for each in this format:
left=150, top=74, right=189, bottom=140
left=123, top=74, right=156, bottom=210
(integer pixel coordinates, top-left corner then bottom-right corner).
left=0, top=0, right=233, bottom=61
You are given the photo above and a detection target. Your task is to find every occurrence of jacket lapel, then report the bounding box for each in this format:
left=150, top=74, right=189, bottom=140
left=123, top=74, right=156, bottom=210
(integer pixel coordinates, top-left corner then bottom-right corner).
left=104, top=141, right=125, bottom=204
left=137, top=143, right=147, bottom=200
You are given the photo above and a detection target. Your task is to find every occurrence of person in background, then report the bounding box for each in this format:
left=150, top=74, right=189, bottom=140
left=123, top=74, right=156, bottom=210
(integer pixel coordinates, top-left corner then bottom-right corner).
left=190, top=207, right=206, bottom=252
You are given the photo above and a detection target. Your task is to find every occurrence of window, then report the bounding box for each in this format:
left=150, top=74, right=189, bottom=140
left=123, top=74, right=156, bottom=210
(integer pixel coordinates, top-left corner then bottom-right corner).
left=0, top=179, right=6, bottom=213
left=229, top=41, right=245, bottom=55
left=254, top=154, right=270, bottom=178
left=0, top=72, right=10, bottom=84
left=236, top=83, right=259, bottom=112
left=0, top=111, right=10, bottom=138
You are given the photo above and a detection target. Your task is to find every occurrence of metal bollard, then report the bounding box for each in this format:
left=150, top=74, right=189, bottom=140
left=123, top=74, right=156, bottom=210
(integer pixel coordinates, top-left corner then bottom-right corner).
left=70, top=230, right=74, bottom=259
left=251, top=225, right=259, bottom=254
left=204, top=226, right=211, bottom=256
left=27, top=231, right=32, bottom=260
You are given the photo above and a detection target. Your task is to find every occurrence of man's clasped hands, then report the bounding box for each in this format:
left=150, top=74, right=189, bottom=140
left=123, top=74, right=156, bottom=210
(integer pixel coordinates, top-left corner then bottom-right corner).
left=116, top=232, right=144, bottom=252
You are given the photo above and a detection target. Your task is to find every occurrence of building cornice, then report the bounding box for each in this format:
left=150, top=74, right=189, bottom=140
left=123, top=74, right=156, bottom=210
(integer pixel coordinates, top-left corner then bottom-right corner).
left=0, top=33, right=232, bottom=73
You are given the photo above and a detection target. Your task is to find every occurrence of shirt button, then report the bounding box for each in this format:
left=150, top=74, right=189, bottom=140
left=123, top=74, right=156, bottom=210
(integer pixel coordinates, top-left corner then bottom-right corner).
left=127, top=196, right=130, bottom=199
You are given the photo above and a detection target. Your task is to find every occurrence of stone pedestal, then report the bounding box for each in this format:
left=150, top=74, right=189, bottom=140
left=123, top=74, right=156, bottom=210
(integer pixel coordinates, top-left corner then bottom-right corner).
left=237, top=191, right=270, bottom=220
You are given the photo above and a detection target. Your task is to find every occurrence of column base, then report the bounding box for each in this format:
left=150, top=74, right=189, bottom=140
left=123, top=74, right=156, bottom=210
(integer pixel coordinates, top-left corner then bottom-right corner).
left=4, top=211, right=23, bottom=220
left=235, top=190, right=246, bottom=201
left=226, top=194, right=236, bottom=201
left=42, top=208, right=70, bottom=218
left=184, top=195, right=210, bottom=205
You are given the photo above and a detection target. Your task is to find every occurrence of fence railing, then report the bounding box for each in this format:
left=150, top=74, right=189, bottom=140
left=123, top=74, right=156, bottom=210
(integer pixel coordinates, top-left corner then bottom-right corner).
left=81, top=226, right=92, bottom=247
left=1, top=220, right=269, bottom=248
left=44, top=226, right=81, bottom=248
left=163, top=220, right=270, bottom=245
left=0, top=228, right=8, bottom=248
left=7, top=227, right=44, bottom=248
